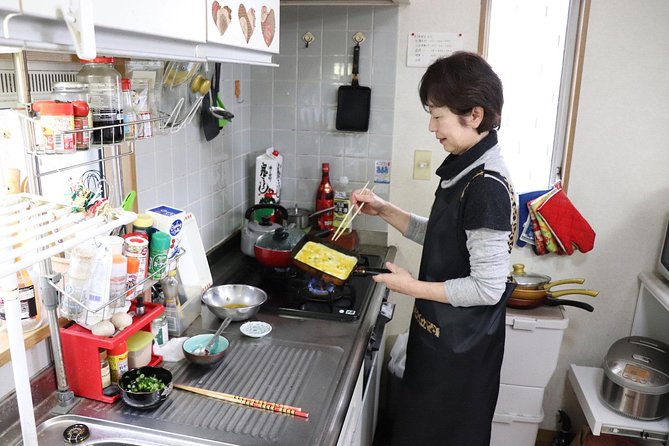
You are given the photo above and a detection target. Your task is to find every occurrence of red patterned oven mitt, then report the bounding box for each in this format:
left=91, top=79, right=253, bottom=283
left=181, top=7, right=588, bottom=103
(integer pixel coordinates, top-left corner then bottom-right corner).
left=536, top=188, right=595, bottom=254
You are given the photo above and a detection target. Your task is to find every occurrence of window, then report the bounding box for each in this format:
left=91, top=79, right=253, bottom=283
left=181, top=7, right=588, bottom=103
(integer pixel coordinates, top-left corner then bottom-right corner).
left=480, top=0, right=589, bottom=193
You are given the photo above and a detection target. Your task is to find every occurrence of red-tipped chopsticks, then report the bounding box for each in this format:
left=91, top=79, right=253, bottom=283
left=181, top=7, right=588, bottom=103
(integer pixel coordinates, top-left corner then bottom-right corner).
left=173, top=384, right=309, bottom=418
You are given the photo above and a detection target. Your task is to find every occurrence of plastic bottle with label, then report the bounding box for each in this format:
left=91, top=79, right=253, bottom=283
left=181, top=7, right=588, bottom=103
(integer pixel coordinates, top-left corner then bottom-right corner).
left=0, top=268, right=41, bottom=332
left=109, top=254, right=128, bottom=309
left=76, top=57, right=124, bottom=144
left=121, top=78, right=138, bottom=141
left=107, top=342, right=129, bottom=384
left=333, top=176, right=352, bottom=234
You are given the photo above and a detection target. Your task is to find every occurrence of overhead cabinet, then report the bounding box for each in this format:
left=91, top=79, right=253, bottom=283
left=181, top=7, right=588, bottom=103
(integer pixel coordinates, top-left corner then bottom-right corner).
left=0, top=0, right=279, bottom=65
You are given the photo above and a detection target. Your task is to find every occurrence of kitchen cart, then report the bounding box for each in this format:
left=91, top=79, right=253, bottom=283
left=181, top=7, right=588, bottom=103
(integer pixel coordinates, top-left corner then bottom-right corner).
left=568, top=272, right=669, bottom=445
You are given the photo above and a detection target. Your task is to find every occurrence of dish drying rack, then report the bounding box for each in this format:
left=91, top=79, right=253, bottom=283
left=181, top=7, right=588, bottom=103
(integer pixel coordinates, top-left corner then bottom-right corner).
left=0, top=193, right=137, bottom=278
left=50, top=245, right=185, bottom=328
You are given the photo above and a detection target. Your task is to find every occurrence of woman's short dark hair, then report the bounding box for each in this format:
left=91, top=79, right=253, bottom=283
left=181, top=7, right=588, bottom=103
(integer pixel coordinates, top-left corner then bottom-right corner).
left=419, top=51, right=503, bottom=133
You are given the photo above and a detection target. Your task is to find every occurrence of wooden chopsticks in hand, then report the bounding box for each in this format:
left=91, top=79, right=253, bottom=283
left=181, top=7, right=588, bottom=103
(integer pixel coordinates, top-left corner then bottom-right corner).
left=332, top=182, right=375, bottom=242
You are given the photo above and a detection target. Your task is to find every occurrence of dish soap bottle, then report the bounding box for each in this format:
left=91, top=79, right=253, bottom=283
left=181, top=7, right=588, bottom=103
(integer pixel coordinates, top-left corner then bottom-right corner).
left=315, top=163, right=335, bottom=230
left=333, top=176, right=352, bottom=234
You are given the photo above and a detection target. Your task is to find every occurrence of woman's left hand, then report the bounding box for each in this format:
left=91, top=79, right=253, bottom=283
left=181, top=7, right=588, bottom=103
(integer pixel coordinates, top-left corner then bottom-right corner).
left=372, top=261, right=415, bottom=294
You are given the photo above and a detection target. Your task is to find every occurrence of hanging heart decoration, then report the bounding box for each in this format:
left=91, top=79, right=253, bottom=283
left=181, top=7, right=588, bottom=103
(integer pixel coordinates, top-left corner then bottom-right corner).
left=261, top=6, right=275, bottom=47
left=238, top=4, right=256, bottom=43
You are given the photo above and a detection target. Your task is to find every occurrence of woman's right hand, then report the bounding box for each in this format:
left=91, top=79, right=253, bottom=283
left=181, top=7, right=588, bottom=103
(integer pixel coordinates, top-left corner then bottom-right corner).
left=351, top=187, right=387, bottom=216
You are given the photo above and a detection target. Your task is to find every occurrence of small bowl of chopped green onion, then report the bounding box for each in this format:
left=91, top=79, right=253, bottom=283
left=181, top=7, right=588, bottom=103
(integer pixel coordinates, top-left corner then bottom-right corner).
left=119, top=366, right=173, bottom=409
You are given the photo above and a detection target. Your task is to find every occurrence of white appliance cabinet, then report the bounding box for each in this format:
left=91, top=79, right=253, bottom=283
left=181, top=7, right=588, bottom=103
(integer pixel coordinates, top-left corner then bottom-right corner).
left=569, top=272, right=669, bottom=445
left=0, top=0, right=279, bottom=65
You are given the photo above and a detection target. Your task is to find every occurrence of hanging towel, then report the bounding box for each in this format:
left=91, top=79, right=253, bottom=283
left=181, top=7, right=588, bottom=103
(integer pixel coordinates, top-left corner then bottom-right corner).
left=517, top=189, right=551, bottom=247
left=536, top=188, right=596, bottom=254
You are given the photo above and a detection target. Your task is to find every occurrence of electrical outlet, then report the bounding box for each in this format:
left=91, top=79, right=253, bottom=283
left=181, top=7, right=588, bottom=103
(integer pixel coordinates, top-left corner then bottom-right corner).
left=413, top=150, right=432, bottom=180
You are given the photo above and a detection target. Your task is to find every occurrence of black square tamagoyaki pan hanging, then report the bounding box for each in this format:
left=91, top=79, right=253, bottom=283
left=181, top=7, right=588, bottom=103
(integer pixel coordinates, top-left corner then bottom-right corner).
left=336, top=43, right=371, bottom=132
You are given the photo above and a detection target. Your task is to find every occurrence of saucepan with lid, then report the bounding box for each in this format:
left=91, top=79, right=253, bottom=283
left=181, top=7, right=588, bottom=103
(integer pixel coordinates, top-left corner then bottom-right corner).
left=507, top=263, right=599, bottom=310
left=286, top=204, right=336, bottom=230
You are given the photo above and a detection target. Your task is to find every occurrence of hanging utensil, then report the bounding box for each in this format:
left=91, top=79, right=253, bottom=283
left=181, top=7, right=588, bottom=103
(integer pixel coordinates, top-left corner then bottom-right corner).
left=336, top=41, right=371, bottom=132
left=202, top=63, right=222, bottom=141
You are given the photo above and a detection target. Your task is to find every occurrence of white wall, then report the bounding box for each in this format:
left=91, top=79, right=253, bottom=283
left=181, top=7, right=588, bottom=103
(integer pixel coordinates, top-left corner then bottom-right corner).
left=386, top=0, right=669, bottom=432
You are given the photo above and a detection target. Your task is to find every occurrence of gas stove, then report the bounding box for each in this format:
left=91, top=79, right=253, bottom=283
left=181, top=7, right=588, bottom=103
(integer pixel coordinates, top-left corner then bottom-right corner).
left=218, top=253, right=383, bottom=322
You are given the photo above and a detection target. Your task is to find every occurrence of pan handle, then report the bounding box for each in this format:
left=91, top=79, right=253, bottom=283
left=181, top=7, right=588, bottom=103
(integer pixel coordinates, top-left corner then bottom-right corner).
left=544, top=278, right=586, bottom=289
left=352, top=267, right=391, bottom=276
left=550, top=289, right=599, bottom=298
left=545, top=298, right=594, bottom=312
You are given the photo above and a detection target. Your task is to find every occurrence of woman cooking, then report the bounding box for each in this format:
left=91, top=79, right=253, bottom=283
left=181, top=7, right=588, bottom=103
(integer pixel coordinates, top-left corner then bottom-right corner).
left=351, top=51, right=517, bottom=445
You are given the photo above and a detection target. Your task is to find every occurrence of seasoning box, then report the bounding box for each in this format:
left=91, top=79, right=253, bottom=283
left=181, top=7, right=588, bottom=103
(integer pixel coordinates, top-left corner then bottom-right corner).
left=145, top=205, right=186, bottom=259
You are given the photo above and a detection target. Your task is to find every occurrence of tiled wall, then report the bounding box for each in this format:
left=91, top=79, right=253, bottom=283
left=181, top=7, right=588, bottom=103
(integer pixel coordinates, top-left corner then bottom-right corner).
left=136, top=5, right=399, bottom=252
left=135, top=63, right=252, bottom=251
left=250, top=5, right=398, bottom=233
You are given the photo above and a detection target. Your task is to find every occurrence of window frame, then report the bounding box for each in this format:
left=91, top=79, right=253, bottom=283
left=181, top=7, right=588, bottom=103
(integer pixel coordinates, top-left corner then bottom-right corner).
left=478, top=0, right=591, bottom=193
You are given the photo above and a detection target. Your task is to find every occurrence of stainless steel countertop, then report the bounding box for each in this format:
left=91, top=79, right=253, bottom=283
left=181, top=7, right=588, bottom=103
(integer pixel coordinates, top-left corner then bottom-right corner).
left=3, top=242, right=396, bottom=446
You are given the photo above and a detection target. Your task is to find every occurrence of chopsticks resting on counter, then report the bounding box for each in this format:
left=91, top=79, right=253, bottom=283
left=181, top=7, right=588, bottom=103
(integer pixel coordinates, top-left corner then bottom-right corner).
left=332, top=182, right=375, bottom=242
left=173, top=384, right=309, bottom=418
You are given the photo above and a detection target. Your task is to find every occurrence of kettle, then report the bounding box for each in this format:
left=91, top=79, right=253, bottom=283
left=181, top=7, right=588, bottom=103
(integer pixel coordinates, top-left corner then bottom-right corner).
left=240, top=204, right=288, bottom=257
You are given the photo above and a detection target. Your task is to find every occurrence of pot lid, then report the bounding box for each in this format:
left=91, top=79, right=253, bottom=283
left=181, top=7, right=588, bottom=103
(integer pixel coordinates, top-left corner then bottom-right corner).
left=603, top=336, right=669, bottom=394
left=509, top=264, right=551, bottom=286
left=255, top=227, right=305, bottom=251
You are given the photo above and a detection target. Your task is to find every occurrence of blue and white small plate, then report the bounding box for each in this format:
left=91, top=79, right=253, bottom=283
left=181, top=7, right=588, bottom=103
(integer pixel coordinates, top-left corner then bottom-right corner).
left=240, top=321, right=272, bottom=338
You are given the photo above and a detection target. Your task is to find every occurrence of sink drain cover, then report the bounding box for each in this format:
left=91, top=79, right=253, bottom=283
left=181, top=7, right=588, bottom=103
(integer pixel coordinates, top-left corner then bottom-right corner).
left=63, top=423, right=90, bottom=444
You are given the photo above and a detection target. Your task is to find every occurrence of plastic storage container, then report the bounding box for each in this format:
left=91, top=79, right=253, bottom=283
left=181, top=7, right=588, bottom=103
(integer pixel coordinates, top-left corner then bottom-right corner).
left=501, top=305, right=569, bottom=387
left=76, top=57, right=124, bottom=144
left=491, top=410, right=544, bottom=446
left=127, top=330, right=154, bottom=369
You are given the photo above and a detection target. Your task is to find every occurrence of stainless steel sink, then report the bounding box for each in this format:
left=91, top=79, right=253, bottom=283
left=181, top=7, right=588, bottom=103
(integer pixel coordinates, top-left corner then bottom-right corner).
left=33, top=415, right=233, bottom=446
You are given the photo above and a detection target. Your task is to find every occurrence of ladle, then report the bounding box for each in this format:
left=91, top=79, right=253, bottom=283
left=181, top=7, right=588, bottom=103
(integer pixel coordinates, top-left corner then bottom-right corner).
left=194, top=316, right=232, bottom=356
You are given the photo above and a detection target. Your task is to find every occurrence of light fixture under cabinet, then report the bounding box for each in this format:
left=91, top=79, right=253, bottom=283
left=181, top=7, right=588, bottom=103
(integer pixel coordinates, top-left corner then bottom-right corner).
left=280, top=0, right=408, bottom=5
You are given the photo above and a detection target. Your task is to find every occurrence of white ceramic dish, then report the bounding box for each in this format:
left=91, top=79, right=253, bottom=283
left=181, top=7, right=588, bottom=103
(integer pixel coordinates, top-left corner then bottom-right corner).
left=240, top=321, right=272, bottom=338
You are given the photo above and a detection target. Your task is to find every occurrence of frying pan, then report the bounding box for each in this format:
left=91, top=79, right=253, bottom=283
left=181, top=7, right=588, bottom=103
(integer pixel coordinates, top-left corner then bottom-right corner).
left=512, top=287, right=599, bottom=301
left=336, top=43, right=371, bottom=132
left=509, top=263, right=586, bottom=291
left=507, top=295, right=594, bottom=312
left=290, top=234, right=389, bottom=286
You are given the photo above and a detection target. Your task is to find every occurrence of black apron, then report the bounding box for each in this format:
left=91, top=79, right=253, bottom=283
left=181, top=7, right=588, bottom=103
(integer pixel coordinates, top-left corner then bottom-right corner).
left=391, top=167, right=515, bottom=446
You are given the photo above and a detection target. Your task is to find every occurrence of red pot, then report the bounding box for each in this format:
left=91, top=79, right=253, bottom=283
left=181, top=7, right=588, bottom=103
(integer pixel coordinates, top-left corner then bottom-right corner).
left=254, top=227, right=306, bottom=268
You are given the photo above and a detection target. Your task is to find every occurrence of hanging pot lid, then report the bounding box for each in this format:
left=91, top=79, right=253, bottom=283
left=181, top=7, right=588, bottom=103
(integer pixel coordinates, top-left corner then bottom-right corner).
left=255, top=227, right=305, bottom=252
left=509, top=263, right=552, bottom=287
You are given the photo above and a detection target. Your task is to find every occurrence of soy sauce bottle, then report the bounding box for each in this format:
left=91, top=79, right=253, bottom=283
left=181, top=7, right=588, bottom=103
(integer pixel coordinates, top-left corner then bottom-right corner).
left=315, top=163, right=335, bottom=230
left=77, top=57, right=124, bottom=144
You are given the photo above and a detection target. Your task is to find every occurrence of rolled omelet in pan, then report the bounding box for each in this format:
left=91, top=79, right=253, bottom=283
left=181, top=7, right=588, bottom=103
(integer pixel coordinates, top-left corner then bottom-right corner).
left=294, top=241, right=358, bottom=280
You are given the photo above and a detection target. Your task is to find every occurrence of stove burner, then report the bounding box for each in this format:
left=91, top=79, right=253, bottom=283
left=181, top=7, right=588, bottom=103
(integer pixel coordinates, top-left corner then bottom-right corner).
left=306, top=278, right=335, bottom=297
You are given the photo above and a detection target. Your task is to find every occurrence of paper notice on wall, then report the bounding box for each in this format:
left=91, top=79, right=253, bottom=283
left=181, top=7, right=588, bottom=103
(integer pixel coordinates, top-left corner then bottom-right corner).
left=407, top=32, right=463, bottom=68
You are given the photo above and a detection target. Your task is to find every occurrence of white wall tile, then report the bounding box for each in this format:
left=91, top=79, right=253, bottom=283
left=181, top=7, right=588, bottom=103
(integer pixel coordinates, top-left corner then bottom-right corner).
left=348, top=8, right=374, bottom=32
left=297, top=82, right=321, bottom=107
left=298, top=56, right=322, bottom=82
left=273, top=81, right=297, bottom=107
left=322, top=31, right=348, bottom=56
left=321, top=6, right=348, bottom=31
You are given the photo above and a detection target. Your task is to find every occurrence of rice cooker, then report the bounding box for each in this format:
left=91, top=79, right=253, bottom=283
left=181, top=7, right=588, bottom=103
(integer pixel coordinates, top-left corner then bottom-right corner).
left=601, top=336, right=669, bottom=420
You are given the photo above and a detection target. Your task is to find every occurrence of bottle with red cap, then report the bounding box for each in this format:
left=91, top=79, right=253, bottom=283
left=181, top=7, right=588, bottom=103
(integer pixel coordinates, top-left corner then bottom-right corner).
left=76, top=57, right=124, bottom=144
left=121, top=78, right=138, bottom=141
left=315, top=163, right=335, bottom=230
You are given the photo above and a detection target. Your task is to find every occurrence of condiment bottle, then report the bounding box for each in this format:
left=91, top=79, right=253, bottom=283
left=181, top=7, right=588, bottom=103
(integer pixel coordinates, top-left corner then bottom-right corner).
left=161, top=269, right=182, bottom=336
left=121, top=78, right=138, bottom=141
left=333, top=176, right=352, bottom=234
left=151, top=312, right=169, bottom=347
left=71, top=101, right=91, bottom=150
left=315, top=163, right=335, bottom=230
left=132, top=214, right=154, bottom=239
left=60, top=244, right=95, bottom=319
left=33, top=100, right=75, bottom=154
left=126, top=256, right=140, bottom=299
left=109, top=254, right=128, bottom=309
left=0, top=268, right=41, bottom=332
left=76, top=57, right=124, bottom=144
left=99, top=348, right=111, bottom=389
left=148, top=231, right=171, bottom=279
left=107, top=342, right=129, bottom=384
